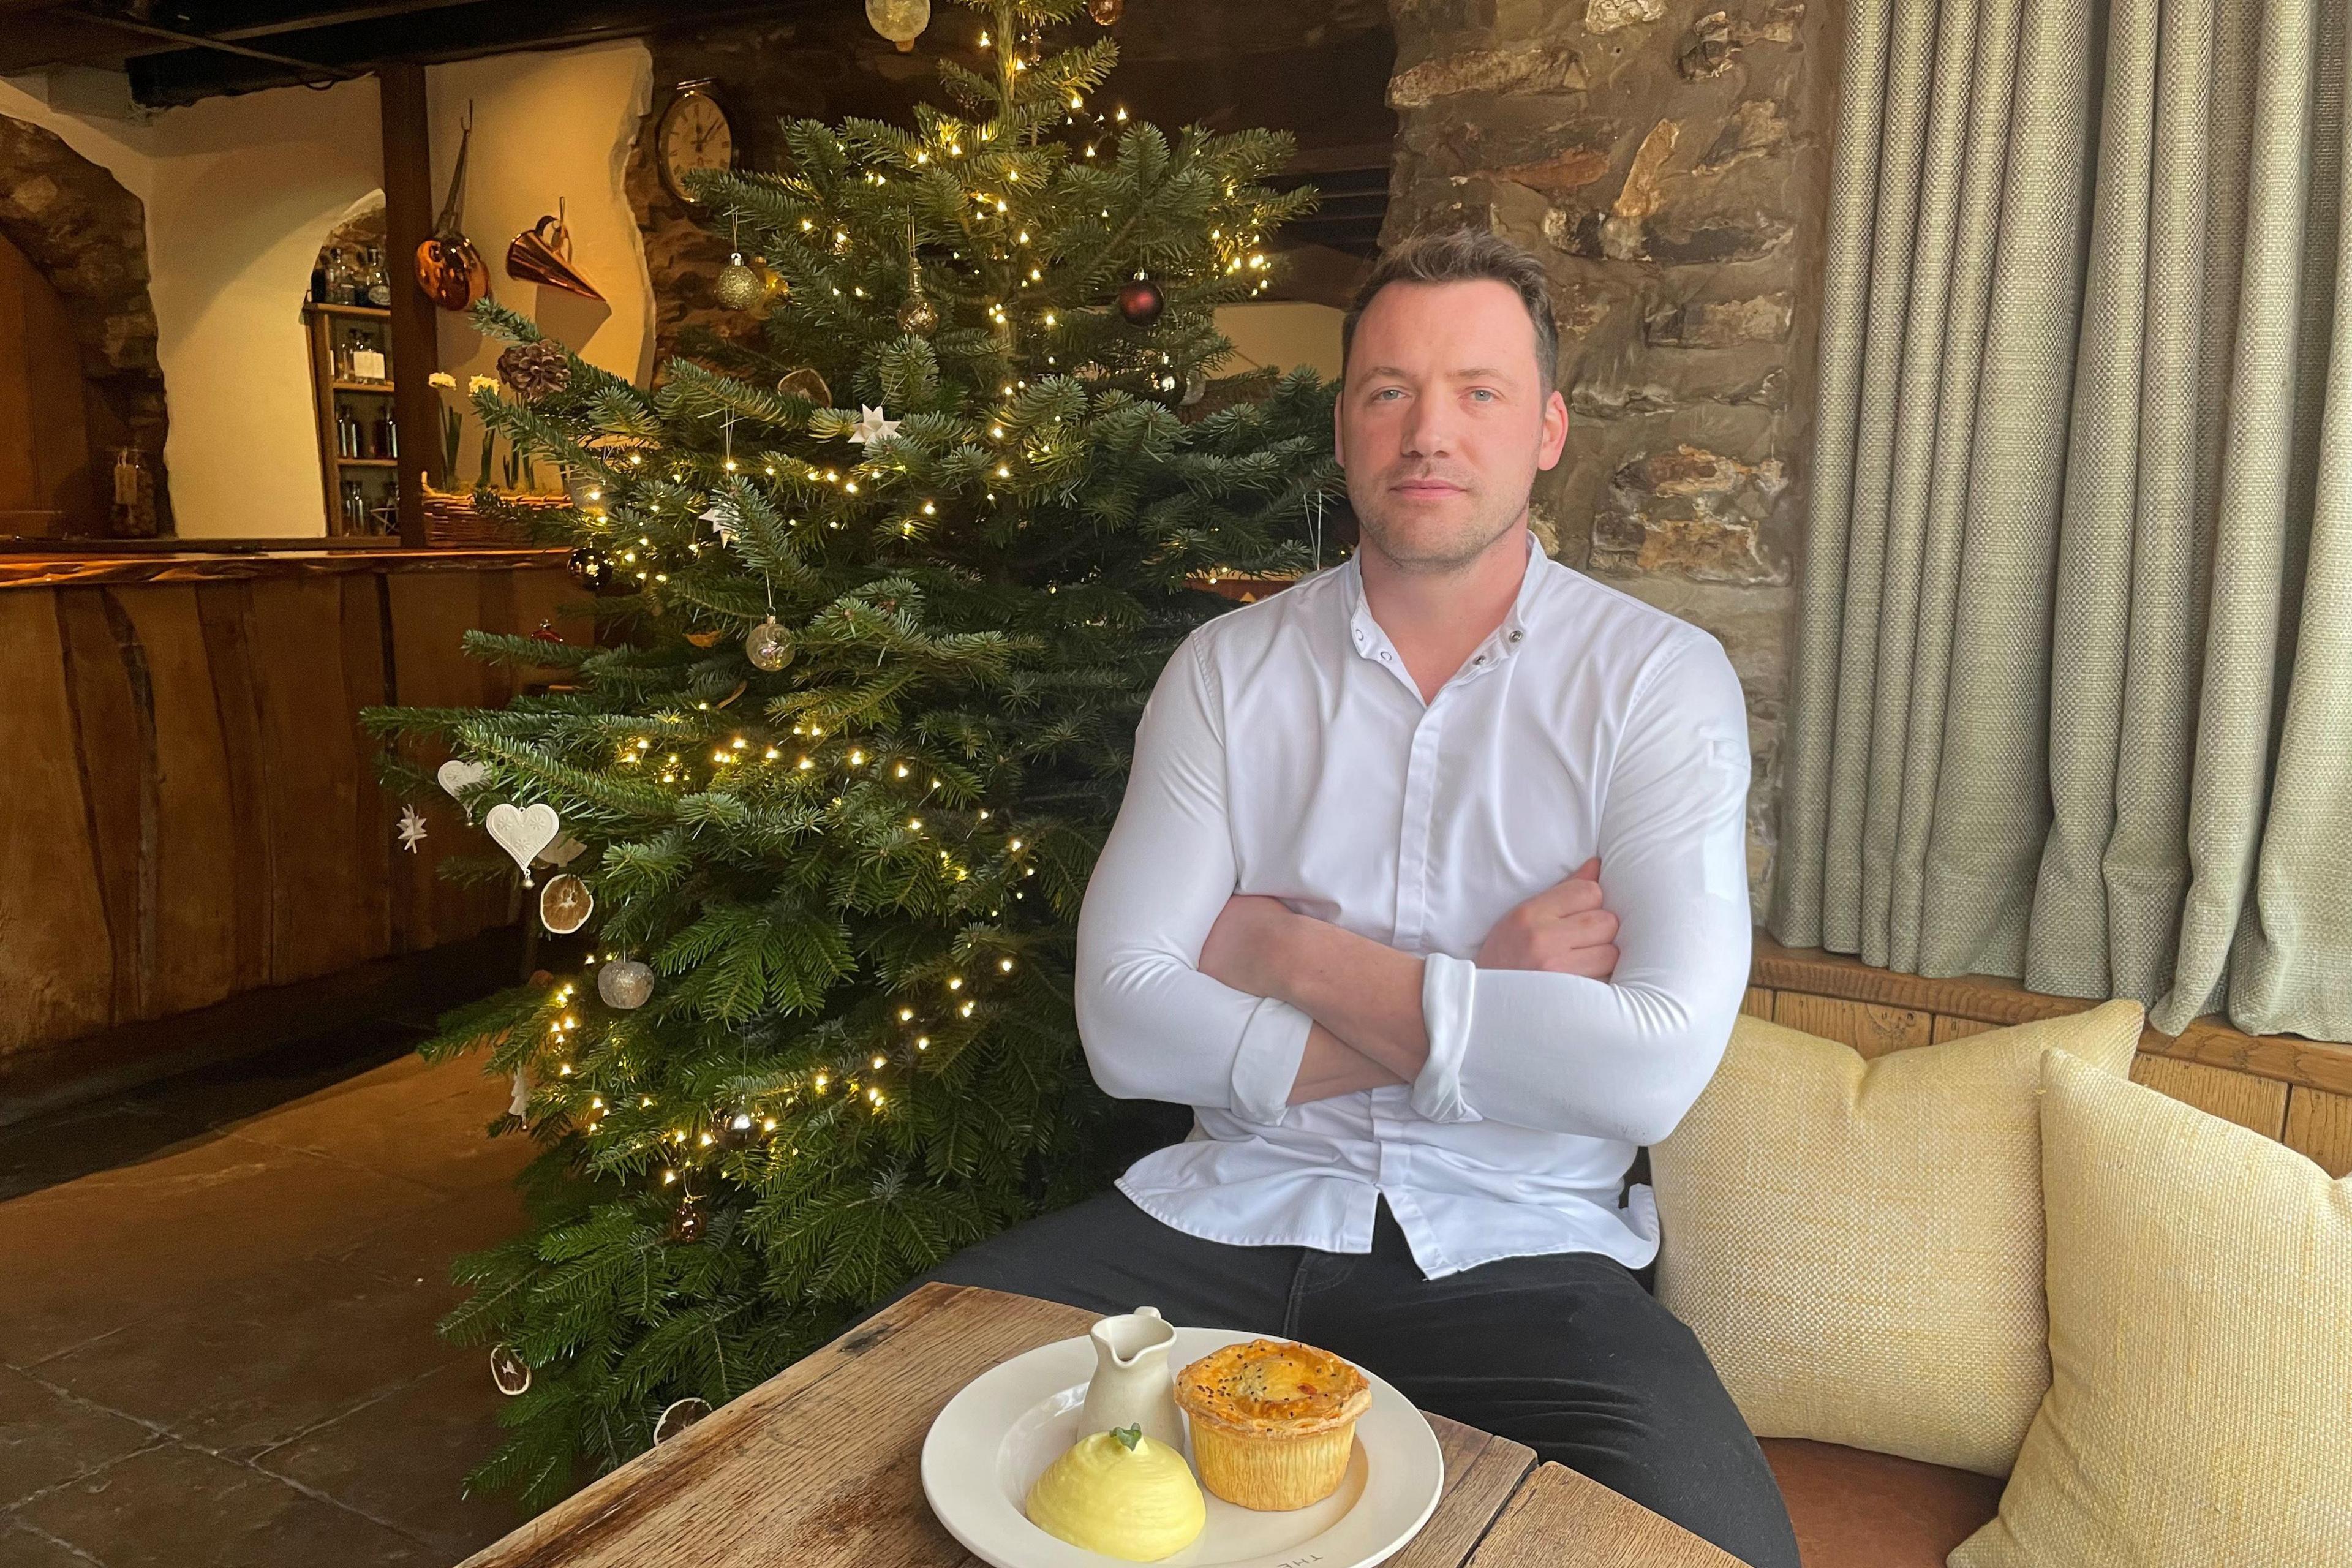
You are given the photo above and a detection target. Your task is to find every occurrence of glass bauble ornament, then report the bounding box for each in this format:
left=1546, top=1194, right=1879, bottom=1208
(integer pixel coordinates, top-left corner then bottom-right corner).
left=898, top=286, right=938, bottom=336
left=1089, top=0, right=1123, bottom=21
left=597, top=957, right=654, bottom=1010
left=745, top=616, right=795, bottom=672
left=666, top=1199, right=705, bottom=1244
left=1117, top=277, right=1165, bottom=326
left=567, top=543, right=613, bottom=590
left=717, top=1110, right=758, bottom=1151
left=865, top=0, right=929, bottom=50
left=714, top=252, right=763, bottom=310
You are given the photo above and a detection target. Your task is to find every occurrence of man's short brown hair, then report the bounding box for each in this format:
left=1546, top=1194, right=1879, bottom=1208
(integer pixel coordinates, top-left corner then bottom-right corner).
left=1339, top=228, right=1561, bottom=393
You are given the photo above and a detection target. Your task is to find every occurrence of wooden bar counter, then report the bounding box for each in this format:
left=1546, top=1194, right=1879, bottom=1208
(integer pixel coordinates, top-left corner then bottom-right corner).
left=0, top=540, right=578, bottom=1114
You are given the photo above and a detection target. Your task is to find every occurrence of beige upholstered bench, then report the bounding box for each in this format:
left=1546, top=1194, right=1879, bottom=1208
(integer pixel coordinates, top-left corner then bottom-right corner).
left=1736, top=935, right=2352, bottom=1568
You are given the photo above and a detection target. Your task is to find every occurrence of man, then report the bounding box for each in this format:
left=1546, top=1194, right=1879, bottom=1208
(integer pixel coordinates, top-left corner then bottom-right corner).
left=891, top=230, right=1798, bottom=1567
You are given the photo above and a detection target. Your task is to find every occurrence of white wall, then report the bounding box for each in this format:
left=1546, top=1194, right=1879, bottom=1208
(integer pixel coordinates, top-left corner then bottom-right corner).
left=1213, top=301, right=1344, bottom=382
left=429, top=42, right=656, bottom=424
left=0, top=40, right=657, bottom=538
left=149, top=81, right=387, bottom=537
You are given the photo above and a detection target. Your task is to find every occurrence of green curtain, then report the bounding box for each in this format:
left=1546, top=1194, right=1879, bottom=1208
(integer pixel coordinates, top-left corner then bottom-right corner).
left=1770, top=0, right=2352, bottom=1041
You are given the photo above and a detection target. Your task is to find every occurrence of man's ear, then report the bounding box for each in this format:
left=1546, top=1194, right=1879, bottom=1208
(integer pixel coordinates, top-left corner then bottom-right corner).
left=1332, top=382, right=1348, bottom=469
left=1537, top=388, right=1569, bottom=472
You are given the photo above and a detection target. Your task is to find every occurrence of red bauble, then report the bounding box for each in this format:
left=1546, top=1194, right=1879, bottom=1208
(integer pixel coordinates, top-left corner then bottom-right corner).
left=1116, top=277, right=1165, bottom=327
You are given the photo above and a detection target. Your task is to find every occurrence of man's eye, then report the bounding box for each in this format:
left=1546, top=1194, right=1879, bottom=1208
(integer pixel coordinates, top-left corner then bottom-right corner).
left=1469, top=389, right=1497, bottom=402
left=1374, top=388, right=1403, bottom=401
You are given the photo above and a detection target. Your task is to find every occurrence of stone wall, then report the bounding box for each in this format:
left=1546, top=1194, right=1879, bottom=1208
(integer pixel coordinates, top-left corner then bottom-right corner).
left=0, top=113, right=168, bottom=534
left=1381, top=0, right=1838, bottom=909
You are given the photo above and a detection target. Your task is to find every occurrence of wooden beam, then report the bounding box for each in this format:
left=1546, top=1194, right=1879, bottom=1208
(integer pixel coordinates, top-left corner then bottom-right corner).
left=0, top=545, right=565, bottom=589
left=377, top=61, right=435, bottom=548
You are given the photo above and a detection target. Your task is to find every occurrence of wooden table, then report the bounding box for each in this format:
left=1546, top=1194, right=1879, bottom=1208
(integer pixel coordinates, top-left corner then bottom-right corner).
left=456, top=1283, right=1743, bottom=1568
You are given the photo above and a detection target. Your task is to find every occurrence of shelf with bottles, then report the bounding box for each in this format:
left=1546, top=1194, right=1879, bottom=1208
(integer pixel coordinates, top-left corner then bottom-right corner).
left=310, top=240, right=394, bottom=313
left=302, top=236, right=409, bottom=535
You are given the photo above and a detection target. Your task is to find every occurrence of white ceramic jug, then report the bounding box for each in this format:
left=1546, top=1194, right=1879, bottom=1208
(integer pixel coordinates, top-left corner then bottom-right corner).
left=1080, top=1305, right=1186, bottom=1453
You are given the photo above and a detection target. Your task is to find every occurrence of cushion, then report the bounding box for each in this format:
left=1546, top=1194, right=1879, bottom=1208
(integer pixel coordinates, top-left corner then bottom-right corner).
left=1651, top=998, right=2145, bottom=1475
left=1949, top=1049, right=2352, bottom=1567
left=1760, top=1438, right=2002, bottom=1568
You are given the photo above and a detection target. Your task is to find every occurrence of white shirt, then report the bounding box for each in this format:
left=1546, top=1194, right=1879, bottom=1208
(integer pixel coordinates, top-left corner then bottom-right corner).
left=1071, top=532, right=1755, bottom=1280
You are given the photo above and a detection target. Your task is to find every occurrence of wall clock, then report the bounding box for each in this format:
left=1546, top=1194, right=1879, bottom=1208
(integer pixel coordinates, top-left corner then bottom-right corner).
left=656, top=81, right=734, bottom=206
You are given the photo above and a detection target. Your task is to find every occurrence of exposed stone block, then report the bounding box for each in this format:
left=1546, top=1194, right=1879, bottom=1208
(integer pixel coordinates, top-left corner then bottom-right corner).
left=1494, top=143, right=1614, bottom=194
left=1679, top=11, right=1737, bottom=79
left=1585, top=0, right=1667, bottom=32
left=1698, top=99, right=1792, bottom=173
left=1593, top=443, right=1789, bottom=582
left=1544, top=204, right=1794, bottom=264
left=1387, top=43, right=1589, bottom=108
left=1678, top=4, right=1805, bottom=80
left=1644, top=292, right=1794, bottom=347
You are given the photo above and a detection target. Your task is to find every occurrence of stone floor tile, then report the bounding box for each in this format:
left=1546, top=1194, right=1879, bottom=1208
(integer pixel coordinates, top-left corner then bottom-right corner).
left=254, top=1360, right=537, bottom=1560
left=30, top=1255, right=466, bottom=1464
left=12, top=1441, right=433, bottom=1568
left=218, top=1050, right=532, bottom=1196
left=311, top=1182, right=535, bottom=1303
left=0, top=1366, right=160, bottom=1510
left=0, top=1139, right=448, bottom=1368
left=1, top=1518, right=109, bottom=1566
left=0, top=1023, right=426, bottom=1204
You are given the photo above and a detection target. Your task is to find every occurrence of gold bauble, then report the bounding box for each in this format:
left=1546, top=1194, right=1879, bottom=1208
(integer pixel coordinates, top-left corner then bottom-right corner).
left=714, top=253, right=763, bottom=311
left=899, top=289, right=938, bottom=335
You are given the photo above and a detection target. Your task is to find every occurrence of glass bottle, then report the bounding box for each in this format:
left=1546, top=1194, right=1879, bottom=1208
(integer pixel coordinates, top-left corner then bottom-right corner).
left=364, top=247, right=391, bottom=308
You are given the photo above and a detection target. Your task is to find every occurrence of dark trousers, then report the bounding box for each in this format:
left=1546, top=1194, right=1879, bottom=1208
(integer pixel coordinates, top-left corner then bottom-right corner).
left=871, top=1190, right=1801, bottom=1568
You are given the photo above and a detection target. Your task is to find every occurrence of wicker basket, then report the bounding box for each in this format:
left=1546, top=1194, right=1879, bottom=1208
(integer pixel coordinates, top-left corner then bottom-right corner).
left=422, top=488, right=568, bottom=548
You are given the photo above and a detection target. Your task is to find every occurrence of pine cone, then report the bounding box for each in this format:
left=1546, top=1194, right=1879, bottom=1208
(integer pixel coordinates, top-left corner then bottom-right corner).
left=497, top=340, right=572, bottom=401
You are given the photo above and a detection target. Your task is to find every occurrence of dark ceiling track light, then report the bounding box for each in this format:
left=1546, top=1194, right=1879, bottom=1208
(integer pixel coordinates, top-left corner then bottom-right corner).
left=57, top=3, right=361, bottom=82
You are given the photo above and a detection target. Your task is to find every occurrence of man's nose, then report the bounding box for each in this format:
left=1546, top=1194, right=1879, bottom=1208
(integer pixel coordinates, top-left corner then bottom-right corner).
left=1399, top=391, right=1460, bottom=459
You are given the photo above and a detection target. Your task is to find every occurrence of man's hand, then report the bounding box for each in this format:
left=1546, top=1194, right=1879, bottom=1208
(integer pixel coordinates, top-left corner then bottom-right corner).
left=1475, top=856, right=1619, bottom=979
left=1198, top=893, right=1295, bottom=998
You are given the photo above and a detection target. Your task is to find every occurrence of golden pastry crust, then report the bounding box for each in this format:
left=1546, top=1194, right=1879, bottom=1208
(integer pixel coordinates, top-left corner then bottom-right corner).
left=1172, top=1337, right=1373, bottom=1439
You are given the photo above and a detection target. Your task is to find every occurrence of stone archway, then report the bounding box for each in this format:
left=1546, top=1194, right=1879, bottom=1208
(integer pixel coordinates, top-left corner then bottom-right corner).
left=0, top=114, right=169, bottom=534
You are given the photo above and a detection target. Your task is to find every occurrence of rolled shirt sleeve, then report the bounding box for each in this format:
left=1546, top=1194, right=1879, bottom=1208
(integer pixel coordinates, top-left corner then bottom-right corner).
left=1074, top=634, right=1312, bottom=1126
left=1409, top=631, right=1755, bottom=1146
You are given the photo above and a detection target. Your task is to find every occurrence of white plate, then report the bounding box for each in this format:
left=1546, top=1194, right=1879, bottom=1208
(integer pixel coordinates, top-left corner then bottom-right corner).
left=922, top=1325, right=1444, bottom=1568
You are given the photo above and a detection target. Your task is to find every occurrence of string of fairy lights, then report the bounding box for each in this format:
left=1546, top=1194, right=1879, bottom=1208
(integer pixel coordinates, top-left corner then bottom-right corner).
left=503, top=3, right=1294, bottom=1221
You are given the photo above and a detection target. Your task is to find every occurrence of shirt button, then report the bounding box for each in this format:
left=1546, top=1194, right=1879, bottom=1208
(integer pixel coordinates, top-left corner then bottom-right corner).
left=1509, top=630, right=1525, bottom=643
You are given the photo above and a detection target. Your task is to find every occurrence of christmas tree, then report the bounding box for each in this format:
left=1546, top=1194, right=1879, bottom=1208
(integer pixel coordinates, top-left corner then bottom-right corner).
left=364, top=0, right=1334, bottom=1510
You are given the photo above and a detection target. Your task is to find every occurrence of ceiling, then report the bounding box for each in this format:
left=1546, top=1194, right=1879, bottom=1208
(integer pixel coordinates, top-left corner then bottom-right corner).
left=0, top=0, right=1394, bottom=257
left=0, top=1, right=853, bottom=104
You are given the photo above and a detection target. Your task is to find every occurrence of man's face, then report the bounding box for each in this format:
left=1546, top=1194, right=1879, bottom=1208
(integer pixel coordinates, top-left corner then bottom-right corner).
left=1334, top=278, right=1569, bottom=573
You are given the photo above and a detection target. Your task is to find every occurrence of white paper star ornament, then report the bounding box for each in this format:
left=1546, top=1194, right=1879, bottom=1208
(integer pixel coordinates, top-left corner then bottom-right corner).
left=846, top=404, right=900, bottom=445
left=698, top=500, right=741, bottom=546
left=396, top=805, right=429, bottom=854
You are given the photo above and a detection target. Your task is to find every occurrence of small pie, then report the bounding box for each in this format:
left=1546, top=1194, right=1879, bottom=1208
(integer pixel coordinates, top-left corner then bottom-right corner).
left=1172, top=1337, right=1373, bottom=1510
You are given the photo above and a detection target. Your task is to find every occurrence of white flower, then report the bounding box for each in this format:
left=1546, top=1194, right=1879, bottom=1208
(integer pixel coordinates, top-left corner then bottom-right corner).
left=469, top=374, right=500, bottom=394
left=428, top=371, right=457, bottom=390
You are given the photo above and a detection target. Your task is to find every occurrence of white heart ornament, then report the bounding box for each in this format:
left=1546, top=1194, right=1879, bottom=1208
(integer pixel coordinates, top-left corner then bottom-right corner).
left=437, top=759, right=491, bottom=820
left=484, top=802, right=561, bottom=886
left=437, top=758, right=489, bottom=796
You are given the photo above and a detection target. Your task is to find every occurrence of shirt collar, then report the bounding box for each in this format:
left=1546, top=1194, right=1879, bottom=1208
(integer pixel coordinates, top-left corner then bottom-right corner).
left=1342, top=529, right=1546, bottom=678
